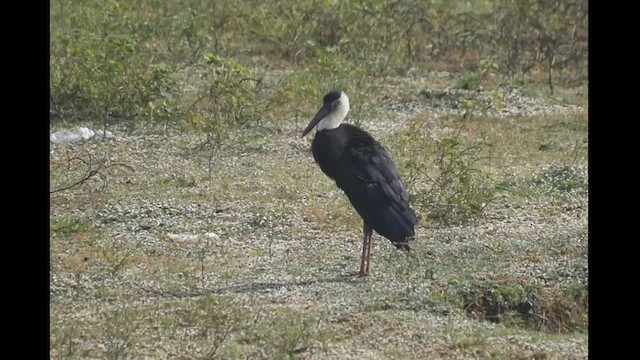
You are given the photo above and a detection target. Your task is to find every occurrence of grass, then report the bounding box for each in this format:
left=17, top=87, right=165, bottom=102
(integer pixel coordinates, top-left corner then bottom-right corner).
left=50, top=102, right=588, bottom=358
left=51, top=0, right=587, bottom=358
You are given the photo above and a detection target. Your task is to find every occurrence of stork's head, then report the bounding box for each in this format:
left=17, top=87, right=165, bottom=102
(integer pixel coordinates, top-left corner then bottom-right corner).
left=301, top=91, right=350, bottom=137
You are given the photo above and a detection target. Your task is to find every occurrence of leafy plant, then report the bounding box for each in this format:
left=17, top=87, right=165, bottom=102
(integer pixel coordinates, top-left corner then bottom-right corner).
left=51, top=0, right=587, bottom=132
left=239, top=309, right=322, bottom=359
left=182, top=53, right=273, bottom=174
left=50, top=1, right=181, bottom=129
left=101, top=239, right=137, bottom=276
left=178, top=295, right=247, bottom=358
left=396, top=121, right=495, bottom=226
left=448, top=278, right=588, bottom=333
left=103, top=309, right=140, bottom=360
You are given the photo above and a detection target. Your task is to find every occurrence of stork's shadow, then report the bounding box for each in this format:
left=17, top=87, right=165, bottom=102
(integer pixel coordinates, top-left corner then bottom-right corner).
left=138, top=274, right=364, bottom=299
left=212, top=274, right=363, bottom=295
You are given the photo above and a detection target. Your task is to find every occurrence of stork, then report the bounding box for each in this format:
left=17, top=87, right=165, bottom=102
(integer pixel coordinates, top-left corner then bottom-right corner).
left=301, top=91, right=417, bottom=277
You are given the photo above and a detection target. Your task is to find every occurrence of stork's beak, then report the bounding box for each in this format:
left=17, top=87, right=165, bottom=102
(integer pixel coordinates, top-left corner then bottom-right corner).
left=301, top=103, right=331, bottom=137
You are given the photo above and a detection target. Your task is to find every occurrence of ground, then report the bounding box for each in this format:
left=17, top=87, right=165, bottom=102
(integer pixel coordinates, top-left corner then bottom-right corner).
left=50, top=72, right=588, bottom=359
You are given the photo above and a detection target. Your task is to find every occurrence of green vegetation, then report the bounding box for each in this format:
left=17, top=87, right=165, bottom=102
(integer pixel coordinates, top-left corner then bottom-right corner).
left=450, top=278, right=587, bottom=333
left=51, top=0, right=587, bottom=129
left=51, top=0, right=587, bottom=358
left=394, top=121, right=496, bottom=226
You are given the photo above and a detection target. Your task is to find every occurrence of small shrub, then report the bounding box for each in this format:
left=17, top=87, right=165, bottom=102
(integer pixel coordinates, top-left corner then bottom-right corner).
left=50, top=216, right=91, bottom=235
left=458, top=72, right=482, bottom=91
left=181, top=53, right=276, bottom=175
left=395, top=121, right=495, bottom=227
left=450, top=278, right=588, bottom=333
left=178, top=295, right=248, bottom=358
left=100, top=239, right=137, bottom=276
left=239, top=309, right=321, bottom=359
left=102, top=309, right=141, bottom=360
left=183, top=54, right=266, bottom=131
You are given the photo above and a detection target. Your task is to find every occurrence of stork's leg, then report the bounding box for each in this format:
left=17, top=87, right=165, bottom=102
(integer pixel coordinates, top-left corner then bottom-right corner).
left=364, top=224, right=373, bottom=275
left=358, top=223, right=369, bottom=277
left=364, top=223, right=373, bottom=275
left=346, top=223, right=374, bottom=278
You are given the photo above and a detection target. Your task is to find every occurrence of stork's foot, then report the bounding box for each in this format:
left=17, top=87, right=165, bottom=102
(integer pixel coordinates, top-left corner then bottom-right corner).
left=345, top=270, right=369, bottom=278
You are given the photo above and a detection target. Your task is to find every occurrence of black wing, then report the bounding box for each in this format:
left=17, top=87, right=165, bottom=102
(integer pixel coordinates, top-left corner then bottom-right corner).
left=336, top=125, right=417, bottom=244
left=349, top=134, right=411, bottom=205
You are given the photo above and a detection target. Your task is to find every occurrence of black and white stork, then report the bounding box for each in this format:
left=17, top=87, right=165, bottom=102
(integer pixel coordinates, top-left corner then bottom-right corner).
left=301, top=90, right=417, bottom=277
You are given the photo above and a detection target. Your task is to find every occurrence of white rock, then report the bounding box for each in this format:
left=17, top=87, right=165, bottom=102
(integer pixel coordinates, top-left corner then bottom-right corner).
left=50, top=127, right=95, bottom=144
left=167, top=232, right=220, bottom=244
left=204, top=232, right=220, bottom=240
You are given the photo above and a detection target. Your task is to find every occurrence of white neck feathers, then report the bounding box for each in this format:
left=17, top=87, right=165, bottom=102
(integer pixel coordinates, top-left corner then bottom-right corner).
left=317, top=93, right=350, bottom=131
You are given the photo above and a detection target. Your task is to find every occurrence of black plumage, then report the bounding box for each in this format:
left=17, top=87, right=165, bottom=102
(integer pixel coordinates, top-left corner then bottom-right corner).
left=302, top=91, right=417, bottom=276
left=312, top=124, right=417, bottom=247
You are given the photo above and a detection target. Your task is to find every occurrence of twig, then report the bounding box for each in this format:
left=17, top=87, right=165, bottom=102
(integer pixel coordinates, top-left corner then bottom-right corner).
left=50, top=149, right=134, bottom=194
left=50, top=168, right=102, bottom=194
